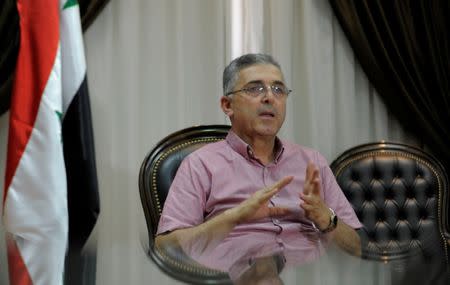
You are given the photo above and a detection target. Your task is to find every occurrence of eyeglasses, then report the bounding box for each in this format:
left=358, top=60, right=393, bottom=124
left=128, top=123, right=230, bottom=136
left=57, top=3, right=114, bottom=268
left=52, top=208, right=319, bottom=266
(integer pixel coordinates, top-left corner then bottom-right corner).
left=225, top=83, right=292, bottom=99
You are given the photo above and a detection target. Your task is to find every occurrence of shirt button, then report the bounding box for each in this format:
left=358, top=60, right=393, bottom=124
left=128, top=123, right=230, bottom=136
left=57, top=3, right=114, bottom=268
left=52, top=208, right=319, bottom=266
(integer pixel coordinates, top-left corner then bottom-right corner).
left=276, top=237, right=283, bottom=243
left=273, top=219, right=280, bottom=223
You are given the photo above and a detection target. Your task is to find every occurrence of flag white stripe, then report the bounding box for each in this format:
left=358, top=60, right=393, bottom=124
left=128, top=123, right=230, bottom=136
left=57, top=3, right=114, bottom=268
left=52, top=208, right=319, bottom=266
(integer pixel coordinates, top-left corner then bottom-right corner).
left=4, top=45, right=68, bottom=285
left=61, top=2, right=86, bottom=114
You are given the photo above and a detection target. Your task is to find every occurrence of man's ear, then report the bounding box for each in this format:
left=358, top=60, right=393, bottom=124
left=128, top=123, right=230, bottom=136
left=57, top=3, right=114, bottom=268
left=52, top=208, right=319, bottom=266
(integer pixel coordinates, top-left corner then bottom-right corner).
left=220, top=96, right=233, bottom=117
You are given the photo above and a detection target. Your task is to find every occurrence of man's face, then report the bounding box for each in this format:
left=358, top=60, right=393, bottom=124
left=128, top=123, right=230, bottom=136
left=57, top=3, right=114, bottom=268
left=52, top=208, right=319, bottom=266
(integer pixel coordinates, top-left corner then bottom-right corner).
left=222, top=64, right=287, bottom=140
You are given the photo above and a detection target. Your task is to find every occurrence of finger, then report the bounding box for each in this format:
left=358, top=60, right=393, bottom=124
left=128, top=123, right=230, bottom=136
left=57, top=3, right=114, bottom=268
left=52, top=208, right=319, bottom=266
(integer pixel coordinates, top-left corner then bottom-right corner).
left=303, top=163, right=316, bottom=195
left=270, top=176, right=294, bottom=191
left=302, top=184, right=310, bottom=196
left=309, top=162, right=320, bottom=179
left=308, top=167, right=319, bottom=186
left=304, top=168, right=320, bottom=196
left=300, top=193, right=313, bottom=203
left=263, top=176, right=294, bottom=197
left=268, top=207, right=292, bottom=217
left=303, top=182, right=310, bottom=196
left=310, top=176, right=321, bottom=196
left=311, top=168, right=319, bottom=180
left=305, top=162, right=314, bottom=180
left=300, top=203, right=314, bottom=212
left=306, top=162, right=318, bottom=177
left=300, top=197, right=318, bottom=208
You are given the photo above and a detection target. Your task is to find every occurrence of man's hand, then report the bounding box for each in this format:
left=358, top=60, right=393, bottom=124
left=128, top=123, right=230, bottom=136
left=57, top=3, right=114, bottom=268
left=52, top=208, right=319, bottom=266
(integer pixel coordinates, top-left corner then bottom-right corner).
left=299, top=162, right=362, bottom=255
left=299, top=162, right=331, bottom=231
left=227, top=176, right=294, bottom=225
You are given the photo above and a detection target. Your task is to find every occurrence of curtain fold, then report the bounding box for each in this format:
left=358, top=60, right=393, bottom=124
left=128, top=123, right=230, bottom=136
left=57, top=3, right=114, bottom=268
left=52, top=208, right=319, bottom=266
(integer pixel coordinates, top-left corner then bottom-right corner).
left=329, top=0, right=450, bottom=166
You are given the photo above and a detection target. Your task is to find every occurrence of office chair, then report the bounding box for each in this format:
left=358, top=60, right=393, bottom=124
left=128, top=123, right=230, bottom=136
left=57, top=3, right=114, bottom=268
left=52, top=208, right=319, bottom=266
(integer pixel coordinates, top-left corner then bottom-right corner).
left=331, top=142, right=449, bottom=283
left=139, top=125, right=231, bottom=284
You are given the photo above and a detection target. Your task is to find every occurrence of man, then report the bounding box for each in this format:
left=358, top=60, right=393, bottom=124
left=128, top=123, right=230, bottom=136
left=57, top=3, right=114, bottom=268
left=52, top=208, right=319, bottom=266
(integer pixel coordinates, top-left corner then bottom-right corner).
left=156, top=54, right=362, bottom=278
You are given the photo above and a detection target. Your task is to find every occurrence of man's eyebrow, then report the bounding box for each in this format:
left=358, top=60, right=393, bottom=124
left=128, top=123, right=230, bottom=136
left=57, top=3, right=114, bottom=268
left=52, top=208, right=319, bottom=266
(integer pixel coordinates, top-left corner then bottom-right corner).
left=244, top=80, right=286, bottom=86
left=244, top=80, right=264, bottom=86
left=272, top=80, right=286, bottom=86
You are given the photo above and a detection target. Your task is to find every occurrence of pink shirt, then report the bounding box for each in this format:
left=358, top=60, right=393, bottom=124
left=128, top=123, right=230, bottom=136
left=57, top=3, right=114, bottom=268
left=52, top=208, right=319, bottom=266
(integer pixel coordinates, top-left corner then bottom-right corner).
left=157, top=131, right=362, bottom=274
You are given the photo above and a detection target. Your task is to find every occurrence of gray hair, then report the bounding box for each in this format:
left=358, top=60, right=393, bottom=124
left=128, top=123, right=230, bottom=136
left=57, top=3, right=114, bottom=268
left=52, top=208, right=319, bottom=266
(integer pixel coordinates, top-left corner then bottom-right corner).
left=223, top=53, right=282, bottom=96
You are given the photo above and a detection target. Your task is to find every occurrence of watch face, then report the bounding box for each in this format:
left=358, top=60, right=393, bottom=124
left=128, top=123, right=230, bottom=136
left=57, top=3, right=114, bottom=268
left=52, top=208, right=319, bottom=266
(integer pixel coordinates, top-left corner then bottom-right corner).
left=320, top=209, right=338, bottom=233
left=332, top=215, right=338, bottom=226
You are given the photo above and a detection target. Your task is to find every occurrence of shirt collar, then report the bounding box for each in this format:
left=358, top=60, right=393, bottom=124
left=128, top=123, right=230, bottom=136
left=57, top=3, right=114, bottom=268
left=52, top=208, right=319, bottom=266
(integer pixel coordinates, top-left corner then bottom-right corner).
left=226, top=130, right=285, bottom=163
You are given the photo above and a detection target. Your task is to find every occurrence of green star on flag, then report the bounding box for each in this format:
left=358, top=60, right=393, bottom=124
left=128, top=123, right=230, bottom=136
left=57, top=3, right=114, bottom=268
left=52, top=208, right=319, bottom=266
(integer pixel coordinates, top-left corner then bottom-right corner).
left=63, top=0, right=78, bottom=9
left=55, top=110, right=63, bottom=142
left=55, top=110, right=63, bottom=123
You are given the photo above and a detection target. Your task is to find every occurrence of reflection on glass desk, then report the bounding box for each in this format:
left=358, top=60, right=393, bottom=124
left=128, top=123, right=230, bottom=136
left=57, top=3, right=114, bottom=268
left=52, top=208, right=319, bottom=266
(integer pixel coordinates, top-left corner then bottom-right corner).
left=156, top=241, right=449, bottom=285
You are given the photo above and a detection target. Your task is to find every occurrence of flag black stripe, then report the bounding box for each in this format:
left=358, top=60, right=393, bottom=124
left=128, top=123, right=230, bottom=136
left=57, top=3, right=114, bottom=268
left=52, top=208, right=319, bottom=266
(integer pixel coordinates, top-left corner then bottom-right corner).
left=62, top=76, right=100, bottom=251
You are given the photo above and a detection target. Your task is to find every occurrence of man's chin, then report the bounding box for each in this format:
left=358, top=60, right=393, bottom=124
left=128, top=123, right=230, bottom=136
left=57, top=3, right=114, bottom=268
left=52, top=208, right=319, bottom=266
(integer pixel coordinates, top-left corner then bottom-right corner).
left=255, top=126, right=280, bottom=137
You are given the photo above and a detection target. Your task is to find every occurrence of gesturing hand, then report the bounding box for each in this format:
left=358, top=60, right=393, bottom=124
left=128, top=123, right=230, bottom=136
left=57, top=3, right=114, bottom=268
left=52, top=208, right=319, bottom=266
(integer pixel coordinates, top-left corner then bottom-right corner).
left=227, top=176, right=294, bottom=225
left=299, top=162, right=331, bottom=230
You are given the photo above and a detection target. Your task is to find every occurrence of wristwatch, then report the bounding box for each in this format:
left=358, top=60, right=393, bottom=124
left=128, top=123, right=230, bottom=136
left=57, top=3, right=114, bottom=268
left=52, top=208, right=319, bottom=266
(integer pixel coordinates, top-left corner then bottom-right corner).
left=320, top=208, right=338, bottom=233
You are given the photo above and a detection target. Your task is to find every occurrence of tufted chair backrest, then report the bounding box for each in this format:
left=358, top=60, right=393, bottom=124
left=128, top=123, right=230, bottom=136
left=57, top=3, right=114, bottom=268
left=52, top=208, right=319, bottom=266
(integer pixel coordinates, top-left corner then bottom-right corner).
left=331, top=142, right=449, bottom=265
left=139, top=125, right=231, bottom=284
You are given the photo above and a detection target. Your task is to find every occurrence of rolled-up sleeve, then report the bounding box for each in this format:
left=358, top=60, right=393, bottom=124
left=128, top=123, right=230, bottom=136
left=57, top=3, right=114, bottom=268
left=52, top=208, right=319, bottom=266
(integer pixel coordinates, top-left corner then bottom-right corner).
left=157, top=153, right=210, bottom=235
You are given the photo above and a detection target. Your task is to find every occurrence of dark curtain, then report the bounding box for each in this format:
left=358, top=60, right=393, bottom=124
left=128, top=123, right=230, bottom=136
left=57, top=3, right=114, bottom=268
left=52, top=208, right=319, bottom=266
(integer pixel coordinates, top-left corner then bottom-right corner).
left=0, top=0, right=19, bottom=116
left=0, top=0, right=110, bottom=116
left=329, top=0, right=449, bottom=167
left=329, top=0, right=450, bottom=277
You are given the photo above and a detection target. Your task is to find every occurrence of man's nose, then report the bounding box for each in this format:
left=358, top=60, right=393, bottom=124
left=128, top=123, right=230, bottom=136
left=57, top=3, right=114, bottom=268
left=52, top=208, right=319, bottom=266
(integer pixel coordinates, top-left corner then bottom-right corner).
left=261, top=86, right=276, bottom=102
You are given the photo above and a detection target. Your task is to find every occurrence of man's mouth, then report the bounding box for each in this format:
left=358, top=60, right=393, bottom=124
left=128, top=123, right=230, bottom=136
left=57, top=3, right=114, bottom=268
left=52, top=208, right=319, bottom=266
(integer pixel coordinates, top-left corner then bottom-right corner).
left=259, top=111, right=275, bottom=118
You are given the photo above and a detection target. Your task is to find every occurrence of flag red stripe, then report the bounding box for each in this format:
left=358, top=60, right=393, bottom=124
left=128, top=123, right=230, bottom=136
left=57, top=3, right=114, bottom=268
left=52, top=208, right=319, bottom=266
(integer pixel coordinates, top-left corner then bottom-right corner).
left=4, top=1, right=60, bottom=284
left=7, top=237, right=33, bottom=285
left=3, top=0, right=60, bottom=202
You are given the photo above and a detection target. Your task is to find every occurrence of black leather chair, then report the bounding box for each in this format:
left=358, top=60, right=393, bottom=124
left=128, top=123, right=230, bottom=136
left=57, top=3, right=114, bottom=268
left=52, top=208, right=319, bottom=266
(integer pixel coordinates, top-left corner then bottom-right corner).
left=331, top=142, right=449, bottom=284
left=139, top=125, right=231, bottom=284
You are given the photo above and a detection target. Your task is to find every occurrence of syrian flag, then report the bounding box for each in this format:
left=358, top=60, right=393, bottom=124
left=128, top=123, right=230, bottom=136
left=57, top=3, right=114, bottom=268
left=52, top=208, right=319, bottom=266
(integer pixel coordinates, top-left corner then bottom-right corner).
left=3, top=0, right=99, bottom=284
left=60, top=0, right=100, bottom=254
left=60, top=0, right=100, bottom=283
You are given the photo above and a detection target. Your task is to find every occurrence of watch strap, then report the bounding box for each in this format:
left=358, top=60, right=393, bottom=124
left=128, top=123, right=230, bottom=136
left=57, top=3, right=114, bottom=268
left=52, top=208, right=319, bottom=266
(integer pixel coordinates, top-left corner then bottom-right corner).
left=320, top=208, right=338, bottom=233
